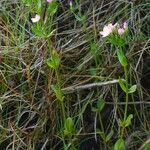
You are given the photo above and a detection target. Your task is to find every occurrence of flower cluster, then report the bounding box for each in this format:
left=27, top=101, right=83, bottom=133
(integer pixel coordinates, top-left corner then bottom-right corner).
left=100, top=22, right=128, bottom=37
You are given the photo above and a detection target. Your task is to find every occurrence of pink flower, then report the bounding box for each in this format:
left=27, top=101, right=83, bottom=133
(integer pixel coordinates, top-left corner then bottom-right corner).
left=47, top=0, right=53, bottom=3
left=118, top=22, right=128, bottom=35
left=108, top=23, right=117, bottom=29
left=100, top=23, right=116, bottom=37
left=123, top=22, right=128, bottom=29
left=31, top=14, right=40, bottom=23
left=100, top=22, right=128, bottom=37
left=118, top=28, right=125, bottom=35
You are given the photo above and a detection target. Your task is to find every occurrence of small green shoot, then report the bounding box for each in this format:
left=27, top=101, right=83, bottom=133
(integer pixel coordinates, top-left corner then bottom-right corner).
left=47, top=51, right=60, bottom=69
left=119, top=114, right=133, bottom=128
left=51, top=84, right=64, bottom=102
left=64, top=117, right=75, bottom=137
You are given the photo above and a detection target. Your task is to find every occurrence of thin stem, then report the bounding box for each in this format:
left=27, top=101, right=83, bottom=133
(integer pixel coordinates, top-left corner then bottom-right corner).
left=98, top=113, right=107, bottom=150
left=121, top=65, right=129, bottom=138
left=55, top=69, right=60, bottom=86
left=55, top=69, right=66, bottom=121
left=61, top=101, right=66, bottom=121
left=98, top=113, right=104, bottom=133
left=124, top=66, right=129, bottom=121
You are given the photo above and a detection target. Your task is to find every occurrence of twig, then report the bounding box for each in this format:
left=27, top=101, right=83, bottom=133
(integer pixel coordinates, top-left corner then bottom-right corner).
left=63, top=79, right=119, bottom=93
left=106, top=101, right=150, bottom=105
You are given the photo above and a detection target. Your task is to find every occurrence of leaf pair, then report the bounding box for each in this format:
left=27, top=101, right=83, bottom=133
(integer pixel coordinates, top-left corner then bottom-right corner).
left=119, top=79, right=137, bottom=94
left=64, top=117, right=75, bottom=137
left=119, top=114, right=133, bottom=128
left=97, top=129, right=114, bottom=142
left=51, top=84, right=64, bottom=102
left=47, top=51, right=60, bottom=69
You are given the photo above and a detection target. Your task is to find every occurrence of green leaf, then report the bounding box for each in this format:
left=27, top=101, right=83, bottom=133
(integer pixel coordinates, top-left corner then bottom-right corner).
left=118, top=78, right=127, bottom=93
left=114, top=138, right=125, bottom=150
left=117, top=48, right=128, bottom=67
left=64, top=117, right=74, bottom=137
left=22, top=0, right=32, bottom=6
left=128, top=85, right=137, bottom=94
left=37, top=0, right=42, bottom=13
left=124, top=114, right=133, bottom=127
left=47, top=51, right=60, bottom=69
left=119, top=114, right=133, bottom=128
left=32, top=22, right=55, bottom=38
left=47, top=1, right=58, bottom=15
left=51, top=84, right=64, bottom=102
left=32, top=23, right=47, bottom=37
left=22, top=0, right=42, bottom=12
left=118, top=118, right=124, bottom=127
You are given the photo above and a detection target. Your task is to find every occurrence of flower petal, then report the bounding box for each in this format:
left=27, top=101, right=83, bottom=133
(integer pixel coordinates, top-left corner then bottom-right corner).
left=118, top=28, right=125, bottom=35
left=31, top=14, right=40, bottom=23
left=123, top=22, right=128, bottom=29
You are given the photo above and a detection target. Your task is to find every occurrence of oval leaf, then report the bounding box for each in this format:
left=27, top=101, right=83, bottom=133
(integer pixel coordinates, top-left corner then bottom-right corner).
left=118, top=78, right=127, bottom=93
left=117, top=48, right=128, bottom=67
left=47, top=1, right=58, bottom=15
left=64, top=117, right=74, bottom=136
left=114, top=138, right=125, bottom=150
left=128, top=85, right=137, bottom=94
left=124, top=114, right=133, bottom=127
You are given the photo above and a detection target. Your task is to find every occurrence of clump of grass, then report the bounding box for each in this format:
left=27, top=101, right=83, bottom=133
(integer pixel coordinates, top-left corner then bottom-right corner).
left=0, top=0, right=150, bottom=149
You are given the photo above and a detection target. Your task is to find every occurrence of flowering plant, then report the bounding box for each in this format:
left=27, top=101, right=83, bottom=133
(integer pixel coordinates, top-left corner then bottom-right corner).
left=100, top=22, right=128, bottom=47
left=100, top=22, right=136, bottom=147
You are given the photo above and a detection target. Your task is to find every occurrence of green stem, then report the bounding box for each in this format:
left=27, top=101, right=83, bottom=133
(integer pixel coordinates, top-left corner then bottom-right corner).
left=55, top=69, right=60, bottom=86
left=94, top=56, right=98, bottom=69
left=98, top=113, right=104, bottom=133
left=55, top=68, right=66, bottom=121
left=61, top=101, right=66, bottom=121
left=121, top=65, right=129, bottom=138
left=124, top=66, right=129, bottom=121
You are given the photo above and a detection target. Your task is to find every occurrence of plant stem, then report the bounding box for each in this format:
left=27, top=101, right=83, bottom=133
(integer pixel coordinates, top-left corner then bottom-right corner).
left=55, top=69, right=66, bottom=121
left=61, top=101, right=66, bottom=121
left=98, top=113, right=104, bottom=133
left=121, top=65, right=129, bottom=138
left=55, top=69, right=60, bottom=86
left=124, top=66, right=129, bottom=121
